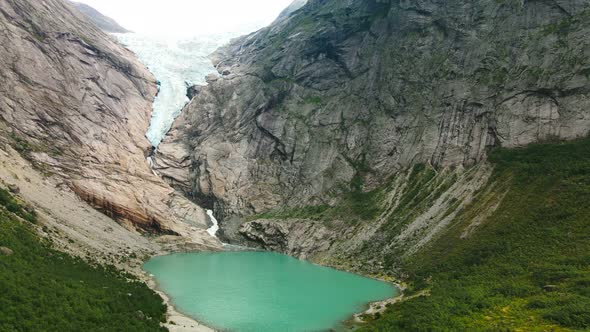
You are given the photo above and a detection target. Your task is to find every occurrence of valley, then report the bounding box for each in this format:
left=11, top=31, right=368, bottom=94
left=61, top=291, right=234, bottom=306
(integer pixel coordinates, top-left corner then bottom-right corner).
left=0, top=0, right=589, bottom=331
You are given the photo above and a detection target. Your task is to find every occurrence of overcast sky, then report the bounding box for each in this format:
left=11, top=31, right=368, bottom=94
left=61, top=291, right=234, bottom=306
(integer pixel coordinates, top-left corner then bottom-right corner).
left=75, top=0, right=294, bottom=36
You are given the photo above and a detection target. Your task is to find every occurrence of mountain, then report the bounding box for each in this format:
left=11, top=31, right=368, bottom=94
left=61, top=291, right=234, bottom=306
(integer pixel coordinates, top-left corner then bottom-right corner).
left=0, top=0, right=222, bottom=329
left=157, top=0, right=590, bottom=240
left=0, top=0, right=219, bottom=242
left=2, top=0, right=590, bottom=329
left=71, top=2, right=130, bottom=33
left=155, top=1, right=590, bottom=329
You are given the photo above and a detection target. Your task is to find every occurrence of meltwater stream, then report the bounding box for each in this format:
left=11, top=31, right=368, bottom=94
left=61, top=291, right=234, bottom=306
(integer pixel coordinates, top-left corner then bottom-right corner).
left=206, top=210, right=219, bottom=237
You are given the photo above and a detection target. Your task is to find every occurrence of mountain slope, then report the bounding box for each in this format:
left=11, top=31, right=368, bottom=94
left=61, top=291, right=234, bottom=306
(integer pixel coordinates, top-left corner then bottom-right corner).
left=0, top=0, right=218, bottom=245
left=276, top=0, right=307, bottom=21
left=156, top=0, right=590, bottom=262
left=72, top=2, right=130, bottom=33
left=153, top=2, right=590, bottom=329
left=0, top=1, right=219, bottom=329
left=157, top=0, right=590, bottom=218
left=0, top=196, right=166, bottom=331
left=360, top=138, right=590, bottom=331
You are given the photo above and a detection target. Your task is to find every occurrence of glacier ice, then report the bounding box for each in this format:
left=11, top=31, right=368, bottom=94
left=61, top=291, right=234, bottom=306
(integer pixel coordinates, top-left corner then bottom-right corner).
left=115, top=32, right=236, bottom=147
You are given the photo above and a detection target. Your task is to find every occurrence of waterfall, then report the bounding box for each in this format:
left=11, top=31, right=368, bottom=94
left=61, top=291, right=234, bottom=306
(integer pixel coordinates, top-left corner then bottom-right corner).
left=146, top=156, right=159, bottom=176
left=206, top=210, right=256, bottom=251
left=206, top=210, right=219, bottom=238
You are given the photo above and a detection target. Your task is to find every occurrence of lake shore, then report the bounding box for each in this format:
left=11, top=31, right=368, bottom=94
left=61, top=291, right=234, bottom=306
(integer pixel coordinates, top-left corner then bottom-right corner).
left=308, top=260, right=405, bottom=327
left=352, top=283, right=406, bottom=324
left=142, top=271, right=216, bottom=332
left=142, top=249, right=403, bottom=331
left=339, top=275, right=405, bottom=327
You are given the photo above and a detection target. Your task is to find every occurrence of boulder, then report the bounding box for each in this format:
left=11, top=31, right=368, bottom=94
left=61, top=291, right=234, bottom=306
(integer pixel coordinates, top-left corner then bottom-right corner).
left=8, top=184, right=19, bottom=194
left=0, top=247, right=14, bottom=256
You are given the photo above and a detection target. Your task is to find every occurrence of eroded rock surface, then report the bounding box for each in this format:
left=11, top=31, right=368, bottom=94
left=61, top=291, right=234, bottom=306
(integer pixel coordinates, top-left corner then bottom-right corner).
left=158, top=0, right=590, bottom=219
left=156, top=0, right=590, bottom=270
left=239, top=219, right=335, bottom=260
left=0, top=0, right=217, bottom=245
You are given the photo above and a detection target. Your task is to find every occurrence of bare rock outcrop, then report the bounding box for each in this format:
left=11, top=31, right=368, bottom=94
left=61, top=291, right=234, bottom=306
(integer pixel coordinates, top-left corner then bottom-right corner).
left=155, top=0, right=590, bottom=269
left=158, top=0, right=590, bottom=219
left=0, top=0, right=215, bottom=243
left=0, top=247, right=14, bottom=256
left=276, top=0, right=308, bottom=21
left=239, top=219, right=335, bottom=260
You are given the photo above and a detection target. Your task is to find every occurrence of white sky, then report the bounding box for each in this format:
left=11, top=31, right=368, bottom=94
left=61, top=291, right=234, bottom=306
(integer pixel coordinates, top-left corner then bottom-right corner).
left=76, top=0, right=294, bottom=36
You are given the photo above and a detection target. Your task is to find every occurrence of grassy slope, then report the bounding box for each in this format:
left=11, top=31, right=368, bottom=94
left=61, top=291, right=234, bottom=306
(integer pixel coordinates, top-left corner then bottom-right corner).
left=0, top=189, right=167, bottom=332
left=360, top=138, right=590, bottom=331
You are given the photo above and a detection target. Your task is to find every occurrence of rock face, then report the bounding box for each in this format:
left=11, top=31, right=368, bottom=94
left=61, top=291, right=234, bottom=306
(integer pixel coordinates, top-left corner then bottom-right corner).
left=155, top=0, right=590, bottom=269
left=71, top=2, right=130, bottom=33
left=238, top=219, right=336, bottom=260
left=158, top=0, right=590, bottom=216
left=0, top=0, right=214, bottom=241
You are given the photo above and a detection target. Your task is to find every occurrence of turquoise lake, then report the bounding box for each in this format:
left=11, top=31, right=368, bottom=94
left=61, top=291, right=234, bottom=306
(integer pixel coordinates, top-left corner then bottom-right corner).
left=144, top=251, right=398, bottom=332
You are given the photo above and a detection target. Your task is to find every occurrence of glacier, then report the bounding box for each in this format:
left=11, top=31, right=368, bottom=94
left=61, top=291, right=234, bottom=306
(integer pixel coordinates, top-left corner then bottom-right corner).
left=115, top=32, right=235, bottom=147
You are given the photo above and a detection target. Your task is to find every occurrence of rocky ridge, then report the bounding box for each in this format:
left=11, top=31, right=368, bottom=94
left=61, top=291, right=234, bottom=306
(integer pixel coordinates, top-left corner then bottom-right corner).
left=276, top=0, right=308, bottom=21
left=156, top=0, right=590, bottom=272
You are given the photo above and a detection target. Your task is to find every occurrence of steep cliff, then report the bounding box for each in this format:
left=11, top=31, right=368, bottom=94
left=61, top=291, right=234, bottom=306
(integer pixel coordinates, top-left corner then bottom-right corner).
left=0, top=0, right=217, bottom=246
left=156, top=0, right=590, bottom=266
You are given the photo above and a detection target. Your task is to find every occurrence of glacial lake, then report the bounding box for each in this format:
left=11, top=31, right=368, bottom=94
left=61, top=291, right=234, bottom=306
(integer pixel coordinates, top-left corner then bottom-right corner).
left=144, top=251, right=398, bottom=332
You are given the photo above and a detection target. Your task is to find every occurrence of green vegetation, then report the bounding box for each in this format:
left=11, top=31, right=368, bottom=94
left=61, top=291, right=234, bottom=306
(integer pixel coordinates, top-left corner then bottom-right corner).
left=252, top=167, right=385, bottom=225
left=253, top=162, right=458, bottom=233
left=253, top=204, right=331, bottom=221
left=10, top=133, right=37, bottom=157
left=0, top=187, right=37, bottom=223
left=21, top=19, right=47, bottom=43
left=253, top=184, right=383, bottom=225
left=346, top=176, right=385, bottom=221
left=360, top=138, right=590, bottom=331
left=302, top=96, right=323, bottom=105
left=541, top=11, right=589, bottom=36
left=0, top=194, right=167, bottom=331
left=347, top=164, right=458, bottom=267
left=494, top=0, right=525, bottom=11
left=9, top=133, right=64, bottom=160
